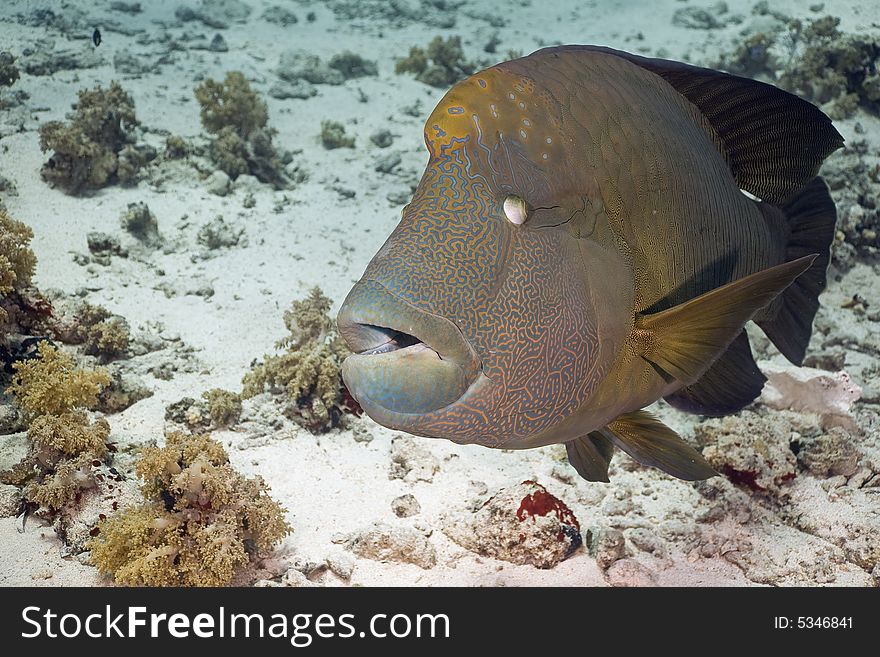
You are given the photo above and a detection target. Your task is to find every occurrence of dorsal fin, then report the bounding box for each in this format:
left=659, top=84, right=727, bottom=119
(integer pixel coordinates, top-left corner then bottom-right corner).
left=538, top=45, right=844, bottom=204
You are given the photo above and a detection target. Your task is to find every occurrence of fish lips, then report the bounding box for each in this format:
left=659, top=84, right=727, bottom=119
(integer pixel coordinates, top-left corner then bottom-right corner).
left=337, top=279, right=481, bottom=418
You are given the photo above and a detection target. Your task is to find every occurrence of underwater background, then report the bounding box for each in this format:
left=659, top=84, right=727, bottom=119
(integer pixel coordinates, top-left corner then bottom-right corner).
left=0, top=0, right=878, bottom=586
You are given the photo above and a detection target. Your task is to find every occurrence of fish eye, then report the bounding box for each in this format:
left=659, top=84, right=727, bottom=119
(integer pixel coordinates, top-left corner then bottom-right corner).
left=502, top=195, right=529, bottom=225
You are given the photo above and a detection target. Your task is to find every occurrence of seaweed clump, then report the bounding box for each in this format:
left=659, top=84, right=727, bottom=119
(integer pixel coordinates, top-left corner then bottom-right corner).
left=395, top=36, right=475, bottom=88
left=1, top=342, right=112, bottom=511
left=0, top=209, right=37, bottom=330
left=38, top=81, right=150, bottom=193
left=88, top=431, right=290, bottom=586
left=242, top=287, right=355, bottom=432
left=194, top=71, right=289, bottom=188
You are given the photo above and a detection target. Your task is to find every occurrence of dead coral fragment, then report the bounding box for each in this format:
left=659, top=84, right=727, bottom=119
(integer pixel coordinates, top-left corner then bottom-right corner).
left=194, top=72, right=289, bottom=188
left=89, top=432, right=290, bottom=587
left=39, top=81, right=142, bottom=193
left=242, top=288, right=352, bottom=432
left=395, top=36, right=475, bottom=88
left=8, top=342, right=111, bottom=416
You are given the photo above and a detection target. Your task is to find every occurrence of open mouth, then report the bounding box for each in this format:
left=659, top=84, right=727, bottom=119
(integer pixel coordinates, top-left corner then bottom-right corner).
left=337, top=279, right=480, bottom=417
left=358, top=327, right=428, bottom=356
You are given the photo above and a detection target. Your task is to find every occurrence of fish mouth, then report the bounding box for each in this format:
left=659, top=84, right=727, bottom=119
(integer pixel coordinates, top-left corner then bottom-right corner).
left=337, top=279, right=481, bottom=417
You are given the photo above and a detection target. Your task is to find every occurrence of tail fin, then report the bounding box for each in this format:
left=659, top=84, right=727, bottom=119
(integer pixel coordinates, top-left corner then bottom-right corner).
left=756, top=177, right=837, bottom=365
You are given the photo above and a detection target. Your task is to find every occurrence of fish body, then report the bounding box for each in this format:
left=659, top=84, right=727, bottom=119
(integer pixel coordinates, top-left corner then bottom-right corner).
left=338, top=46, right=843, bottom=482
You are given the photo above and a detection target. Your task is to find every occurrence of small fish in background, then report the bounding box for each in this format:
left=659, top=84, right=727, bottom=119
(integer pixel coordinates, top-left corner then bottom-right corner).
left=337, top=46, right=844, bottom=483
left=92, top=28, right=102, bottom=47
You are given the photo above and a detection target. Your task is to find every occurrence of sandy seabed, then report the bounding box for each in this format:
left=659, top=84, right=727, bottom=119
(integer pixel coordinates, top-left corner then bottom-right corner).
left=0, top=0, right=879, bottom=587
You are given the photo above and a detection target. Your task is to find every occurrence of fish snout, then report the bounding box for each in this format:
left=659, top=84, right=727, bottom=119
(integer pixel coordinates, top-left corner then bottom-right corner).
left=337, top=279, right=480, bottom=417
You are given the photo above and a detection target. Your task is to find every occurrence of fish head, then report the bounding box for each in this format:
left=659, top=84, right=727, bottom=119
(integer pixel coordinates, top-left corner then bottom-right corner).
left=338, top=65, right=627, bottom=447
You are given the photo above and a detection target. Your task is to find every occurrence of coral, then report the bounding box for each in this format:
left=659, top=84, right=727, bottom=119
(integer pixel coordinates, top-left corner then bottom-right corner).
left=1, top=342, right=113, bottom=513
left=195, top=71, right=268, bottom=138
left=38, top=81, right=141, bottom=193
left=164, top=134, right=189, bottom=159
left=196, top=215, right=244, bottom=250
left=0, top=51, right=19, bottom=88
left=395, top=36, right=475, bottom=88
left=320, top=120, right=355, bottom=149
left=442, top=480, right=582, bottom=569
left=120, top=202, right=161, bottom=247
left=202, top=388, right=242, bottom=427
left=242, top=288, right=353, bottom=432
left=327, top=52, right=378, bottom=79
left=195, top=72, right=289, bottom=188
left=27, top=411, right=110, bottom=459
left=53, top=302, right=131, bottom=362
left=778, top=17, right=880, bottom=117
left=7, top=342, right=111, bottom=417
left=88, top=431, right=290, bottom=587
left=0, top=209, right=37, bottom=328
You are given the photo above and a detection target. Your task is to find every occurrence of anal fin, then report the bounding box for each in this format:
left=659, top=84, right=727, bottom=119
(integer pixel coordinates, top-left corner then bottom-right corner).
left=664, top=330, right=766, bottom=417
left=565, top=432, right=614, bottom=482
left=606, top=410, right=716, bottom=481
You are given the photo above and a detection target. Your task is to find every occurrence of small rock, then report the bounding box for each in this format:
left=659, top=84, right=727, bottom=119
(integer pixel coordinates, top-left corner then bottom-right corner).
left=86, top=232, right=127, bottom=257
left=375, top=152, right=402, bottom=174
left=672, top=6, right=723, bottom=29
left=391, top=493, right=421, bottom=518
left=269, top=79, right=317, bottom=99
left=761, top=364, right=861, bottom=426
left=370, top=129, right=394, bottom=148
left=605, top=559, right=658, bottom=587
left=233, top=174, right=261, bottom=195
left=208, top=34, right=228, bottom=52
left=0, top=483, right=22, bottom=517
left=346, top=522, right=437, bottom=569
left=797, top=427, right=860, bottom=478
left=0, top=401, right=25, bottom=434
left=389, top=435, right=439, bottom=482
left=326, top=553, right=355, bottom=580
left=593, top=527, right=626, bottom=570
left=206, top=170, right=230, bottom=196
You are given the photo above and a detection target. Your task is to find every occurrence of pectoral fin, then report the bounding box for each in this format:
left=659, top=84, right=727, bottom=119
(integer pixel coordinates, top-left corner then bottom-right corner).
left=606, top=410, right=716, bottom=481
left=565, top=432, right=614, bottom=482
left=633, top=256, right=815, bottom=385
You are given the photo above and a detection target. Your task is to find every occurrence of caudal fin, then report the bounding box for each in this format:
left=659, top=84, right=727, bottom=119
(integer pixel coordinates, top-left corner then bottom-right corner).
left=756, top=177, right=837, bottom=365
